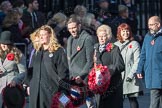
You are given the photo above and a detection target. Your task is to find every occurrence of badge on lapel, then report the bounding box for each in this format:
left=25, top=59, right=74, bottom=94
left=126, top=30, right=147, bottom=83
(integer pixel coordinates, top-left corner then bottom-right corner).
left=151, top=40, right=155, bottom=45
left=49, top=53, right=53, bottom=58
left=77, top=46, right=80, bottom=51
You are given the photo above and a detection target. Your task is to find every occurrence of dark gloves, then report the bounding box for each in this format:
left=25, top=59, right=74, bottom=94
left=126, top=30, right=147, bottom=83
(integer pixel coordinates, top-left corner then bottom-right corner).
left=126, top=77, right=133, bottom=82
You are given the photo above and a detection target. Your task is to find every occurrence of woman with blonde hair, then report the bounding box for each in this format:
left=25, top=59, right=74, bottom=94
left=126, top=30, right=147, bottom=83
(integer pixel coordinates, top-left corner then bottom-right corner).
left=28, top=28, right=40, bottom=67
left=27, top=25, right=69, bottom=108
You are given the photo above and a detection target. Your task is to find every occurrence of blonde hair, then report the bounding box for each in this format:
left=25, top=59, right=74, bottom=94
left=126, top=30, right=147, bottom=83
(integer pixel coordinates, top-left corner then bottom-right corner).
left=97, top=24, right=112, bottom=39
left=30, top=28, right=40, bottom=49
left=36, top=25, right=61, bottom=52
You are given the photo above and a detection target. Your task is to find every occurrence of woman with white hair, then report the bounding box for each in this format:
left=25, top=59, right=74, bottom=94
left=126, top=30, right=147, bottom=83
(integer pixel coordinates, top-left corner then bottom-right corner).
left=94, top=25, right=125, bottom=108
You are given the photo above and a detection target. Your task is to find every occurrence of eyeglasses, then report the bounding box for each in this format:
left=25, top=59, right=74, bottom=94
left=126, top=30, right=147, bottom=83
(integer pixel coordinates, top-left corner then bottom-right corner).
left=148, top=23, right=158, bottom=27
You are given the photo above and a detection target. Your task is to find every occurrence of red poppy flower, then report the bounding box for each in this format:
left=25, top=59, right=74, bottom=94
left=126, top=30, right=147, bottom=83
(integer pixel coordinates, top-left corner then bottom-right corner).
left=129, top=44, right=132, bottom=48
left=77, top=46, right=81, bottom=51
left=6, top=53, right=15, bottom=61
left=106, top=43, right=114, bottom=52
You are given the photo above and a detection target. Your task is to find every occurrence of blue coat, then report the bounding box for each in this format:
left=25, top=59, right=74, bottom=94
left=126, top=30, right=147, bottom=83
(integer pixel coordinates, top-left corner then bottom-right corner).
left=137, top=31, right=162, bottom=89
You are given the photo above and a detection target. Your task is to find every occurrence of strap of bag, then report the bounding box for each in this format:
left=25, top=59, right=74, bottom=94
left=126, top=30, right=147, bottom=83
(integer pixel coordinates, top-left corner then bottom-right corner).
left=120, top=41, right=132, bottom=52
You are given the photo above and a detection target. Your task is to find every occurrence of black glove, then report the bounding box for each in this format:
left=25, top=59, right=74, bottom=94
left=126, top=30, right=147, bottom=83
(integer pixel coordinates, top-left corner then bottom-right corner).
left=126, top=77, right=132, bottom=82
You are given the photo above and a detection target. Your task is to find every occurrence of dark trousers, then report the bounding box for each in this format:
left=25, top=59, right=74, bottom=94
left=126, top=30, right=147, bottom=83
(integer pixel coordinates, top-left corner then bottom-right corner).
left=95, top=84, right=123, bottom=108
left=150, top=89, right=162, bottom=108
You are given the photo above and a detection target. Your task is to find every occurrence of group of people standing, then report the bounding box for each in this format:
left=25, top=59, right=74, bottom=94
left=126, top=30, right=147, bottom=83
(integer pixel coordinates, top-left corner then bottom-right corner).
left=0, top=2, right=162, bottom=107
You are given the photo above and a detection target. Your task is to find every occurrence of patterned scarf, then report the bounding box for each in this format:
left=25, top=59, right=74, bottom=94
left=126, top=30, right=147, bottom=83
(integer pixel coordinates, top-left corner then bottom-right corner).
left=99, top=44, right=106, bottom=53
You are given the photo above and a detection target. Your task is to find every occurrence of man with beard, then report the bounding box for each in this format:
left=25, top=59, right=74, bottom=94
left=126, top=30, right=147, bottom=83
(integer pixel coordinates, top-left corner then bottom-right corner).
left=136, top=16, right=162, bottom=108
left=66, top=16, right=95, bottom=107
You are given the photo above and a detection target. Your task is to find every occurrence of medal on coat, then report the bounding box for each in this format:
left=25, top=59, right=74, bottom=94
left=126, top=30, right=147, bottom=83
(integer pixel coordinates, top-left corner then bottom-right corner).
left=49, top=53, right=53, bottom=57
left=151, top=40, right=155, bottom=45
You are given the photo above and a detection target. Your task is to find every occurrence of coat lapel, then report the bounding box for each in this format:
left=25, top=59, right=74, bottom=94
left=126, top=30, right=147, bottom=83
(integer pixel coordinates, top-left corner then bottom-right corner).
left=70, top=31, right=86, bottom=60
left=0, top=58, right=13, bottom=72
left=67, top=36, right=73, bottom=61
left=0, top=59, right=6, bottom=72
left=3, top=58, right=13, bottom=66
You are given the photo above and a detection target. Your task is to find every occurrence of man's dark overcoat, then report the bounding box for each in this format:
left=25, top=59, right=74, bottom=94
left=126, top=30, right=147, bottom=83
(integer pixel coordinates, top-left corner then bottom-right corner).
left=67, top=30, right=95, bottom=81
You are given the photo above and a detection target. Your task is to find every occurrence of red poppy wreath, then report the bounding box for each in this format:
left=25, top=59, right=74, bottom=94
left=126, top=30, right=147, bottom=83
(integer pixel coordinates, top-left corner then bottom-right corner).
left=88, top=64, right=111, bottom=94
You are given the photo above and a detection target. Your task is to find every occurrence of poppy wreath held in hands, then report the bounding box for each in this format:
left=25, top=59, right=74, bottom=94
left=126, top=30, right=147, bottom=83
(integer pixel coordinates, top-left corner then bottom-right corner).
left=88, top=64, right=111, bottom=94
left=69, top=80, right=87, bottom=107
left=7, top=53, right=15, bottom=61
left=51, top=80, right=87, bottom=108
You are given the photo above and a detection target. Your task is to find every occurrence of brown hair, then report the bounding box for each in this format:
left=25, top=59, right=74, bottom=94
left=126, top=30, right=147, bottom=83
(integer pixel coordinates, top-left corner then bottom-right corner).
left=117, top=23, right=134, bottom=43
left=2, top=8, right=21, bottom=28
left=0, top=45, right=22, bottom=63
left=66, top=15, right=81, bottom=26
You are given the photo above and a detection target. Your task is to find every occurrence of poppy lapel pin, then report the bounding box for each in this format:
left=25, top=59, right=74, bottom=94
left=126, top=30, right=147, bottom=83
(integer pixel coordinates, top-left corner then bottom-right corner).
left=77, top=46, right=81, bottom=51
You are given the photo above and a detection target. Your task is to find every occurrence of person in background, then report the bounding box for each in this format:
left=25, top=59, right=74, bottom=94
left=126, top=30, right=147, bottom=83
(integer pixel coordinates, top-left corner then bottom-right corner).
left=26, top=25, right=69, bottom=108
left=114, top=23, right=144, bottom=108
left=47, top=12, right=70, bottom=49
left=136, top=16, right=162, bottom=108
left=82, top=12, right=101, bottom=43
left=122, top=0, right=138, bottom=34
left=0, top=0, right=12, bottom=25
left=28, top=28, right=40, bottom=67
left=2, top=9, right=29, bottom=44
left=94, top=24, right=125, bottom=108
left=0, top=31, right=26, bottom=108
left=95, top=0, right=111, bottom=23
left=21, top=0, right=45, bottom=39
left=73, top=5, right=87, bottom=20
left=12, top=0, right=26, bottom=13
